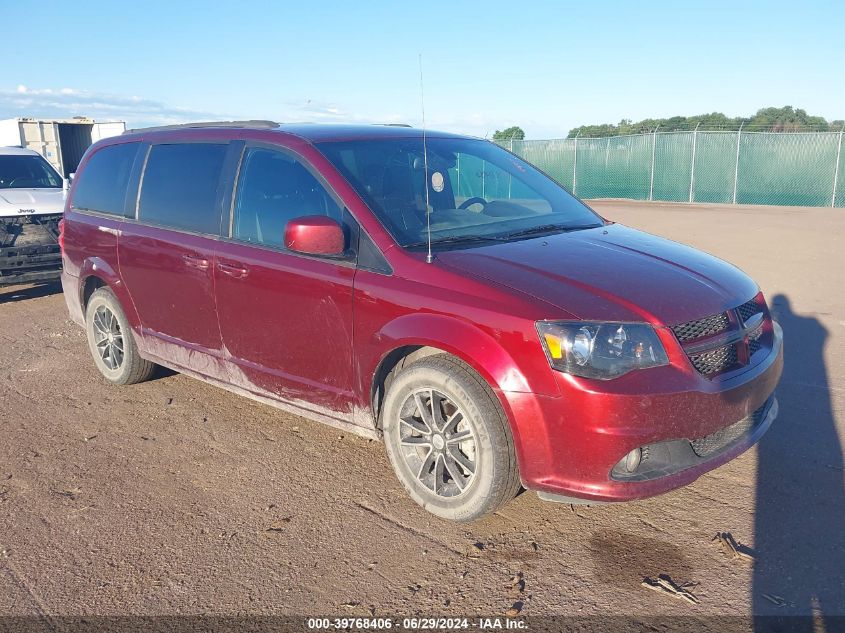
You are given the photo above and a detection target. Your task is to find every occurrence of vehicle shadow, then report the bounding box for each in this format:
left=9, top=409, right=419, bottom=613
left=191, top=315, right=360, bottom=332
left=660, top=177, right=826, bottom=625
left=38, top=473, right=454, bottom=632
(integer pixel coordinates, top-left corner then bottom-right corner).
left=151, top=365, right=178, bottom=380
left=0, top=281, right=63, bottom=303
left=753, top=294, right=845, bottom=631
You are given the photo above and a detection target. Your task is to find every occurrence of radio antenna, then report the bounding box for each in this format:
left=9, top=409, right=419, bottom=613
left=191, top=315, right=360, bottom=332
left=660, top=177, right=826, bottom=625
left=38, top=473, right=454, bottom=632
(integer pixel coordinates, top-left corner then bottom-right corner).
left=419, top=53, right=433, bottom=264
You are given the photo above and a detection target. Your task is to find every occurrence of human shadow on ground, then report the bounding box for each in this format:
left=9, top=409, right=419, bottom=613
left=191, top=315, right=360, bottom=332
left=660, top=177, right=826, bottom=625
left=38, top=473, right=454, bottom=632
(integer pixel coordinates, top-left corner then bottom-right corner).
left=753, top=294, right=845, bottom=631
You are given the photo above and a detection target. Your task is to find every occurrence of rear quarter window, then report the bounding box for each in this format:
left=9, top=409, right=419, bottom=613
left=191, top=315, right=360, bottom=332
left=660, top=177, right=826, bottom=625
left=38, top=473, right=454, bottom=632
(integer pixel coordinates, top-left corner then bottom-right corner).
left=71, top=143, right=140, bottom=216
left=138, top=143, right=228, bottom=235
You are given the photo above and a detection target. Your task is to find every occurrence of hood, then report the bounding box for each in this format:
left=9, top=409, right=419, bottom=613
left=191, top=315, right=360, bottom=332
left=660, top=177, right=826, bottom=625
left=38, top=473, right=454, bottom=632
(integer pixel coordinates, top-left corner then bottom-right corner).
left=0, top=188, right=65, bottom=217
left=437, top=224, right=759, bottom=325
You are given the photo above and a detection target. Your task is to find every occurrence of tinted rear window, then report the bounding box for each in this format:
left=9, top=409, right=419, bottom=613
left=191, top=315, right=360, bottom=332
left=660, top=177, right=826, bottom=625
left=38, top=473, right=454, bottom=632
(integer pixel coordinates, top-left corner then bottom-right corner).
left=138, top=143, right=227, bottom=234
left=71, top=143, right=139, bottom=215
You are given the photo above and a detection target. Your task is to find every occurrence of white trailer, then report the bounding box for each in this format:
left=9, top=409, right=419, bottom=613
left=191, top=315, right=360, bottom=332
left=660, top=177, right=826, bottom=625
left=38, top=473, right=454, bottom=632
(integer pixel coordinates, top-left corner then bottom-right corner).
left=0, top=117, right=125, bottom=178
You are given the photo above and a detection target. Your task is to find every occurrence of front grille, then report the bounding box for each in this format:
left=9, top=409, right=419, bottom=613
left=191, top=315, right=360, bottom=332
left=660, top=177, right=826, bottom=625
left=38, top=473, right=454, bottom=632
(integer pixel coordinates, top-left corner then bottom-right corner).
left=691, top=398, right=772, bottom=457
left=689, top=344, right=738, bottom=375
left=672, top=312, right=730, bottom=342
left=672, top=296, right=771, bottom=378
left=736, top=298, right=761, bottom=324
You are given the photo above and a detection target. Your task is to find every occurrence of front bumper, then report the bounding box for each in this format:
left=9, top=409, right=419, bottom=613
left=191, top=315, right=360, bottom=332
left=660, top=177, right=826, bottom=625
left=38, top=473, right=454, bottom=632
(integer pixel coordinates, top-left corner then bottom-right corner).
left=0, top=243, right=62, bottom=286
left=0, top=215, right=62, bottom=286
left=502, top=321, right=783, bottom=503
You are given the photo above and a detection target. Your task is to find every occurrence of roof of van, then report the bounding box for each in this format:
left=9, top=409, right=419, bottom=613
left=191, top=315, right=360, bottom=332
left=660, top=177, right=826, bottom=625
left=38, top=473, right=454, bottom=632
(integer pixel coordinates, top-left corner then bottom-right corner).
left=276, top=123, right=470, bottom=142
left=122, top=121, right=473, bottom=142
left=0, top=146, right=41, bottom=156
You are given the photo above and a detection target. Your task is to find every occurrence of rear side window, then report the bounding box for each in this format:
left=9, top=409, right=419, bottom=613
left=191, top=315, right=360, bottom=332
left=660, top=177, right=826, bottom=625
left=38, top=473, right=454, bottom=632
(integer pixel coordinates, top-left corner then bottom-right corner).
left=72, top=143, right=140, bottom=215
left=138, top=143, right=227, bottom=234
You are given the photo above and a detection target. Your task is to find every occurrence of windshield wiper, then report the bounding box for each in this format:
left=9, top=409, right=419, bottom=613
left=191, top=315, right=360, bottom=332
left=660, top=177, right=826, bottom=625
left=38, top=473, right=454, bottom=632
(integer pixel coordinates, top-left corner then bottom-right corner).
left=404, top=223, right=599, bottom=249
left=404, top=235, right=507, bottom=248
left=502, top=223, right=599, bottom=239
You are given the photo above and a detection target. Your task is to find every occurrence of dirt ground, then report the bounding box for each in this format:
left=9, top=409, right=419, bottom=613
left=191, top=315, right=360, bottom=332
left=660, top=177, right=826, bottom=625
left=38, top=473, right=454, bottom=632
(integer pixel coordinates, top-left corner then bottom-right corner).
left=1, top=201, right=843, bottom=624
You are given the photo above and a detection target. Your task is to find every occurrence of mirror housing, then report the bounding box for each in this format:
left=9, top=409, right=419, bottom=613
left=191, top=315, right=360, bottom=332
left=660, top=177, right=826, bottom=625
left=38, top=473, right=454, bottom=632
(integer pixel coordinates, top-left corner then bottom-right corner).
left=284, top=216, right=345, bottom=256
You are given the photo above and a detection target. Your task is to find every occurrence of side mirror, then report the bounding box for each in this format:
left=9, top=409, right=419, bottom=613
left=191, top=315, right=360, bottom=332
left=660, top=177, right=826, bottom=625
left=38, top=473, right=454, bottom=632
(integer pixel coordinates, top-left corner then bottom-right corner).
left=284, top=216, right=345, bottom=256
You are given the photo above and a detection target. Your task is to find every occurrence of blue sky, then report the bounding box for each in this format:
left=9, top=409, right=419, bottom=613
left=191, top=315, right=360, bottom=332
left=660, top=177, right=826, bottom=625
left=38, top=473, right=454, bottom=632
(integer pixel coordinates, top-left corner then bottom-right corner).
left=1, top=0, right=843, bottom=138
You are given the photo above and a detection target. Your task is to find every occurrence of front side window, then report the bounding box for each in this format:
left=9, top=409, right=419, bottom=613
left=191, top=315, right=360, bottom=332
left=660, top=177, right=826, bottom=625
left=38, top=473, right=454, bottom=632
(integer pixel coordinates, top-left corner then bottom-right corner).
left=71, top=143, right=139, bottom=215
left=232, top=147, right=342, bottom=249
left=316, top=137, right=602, bottom=248
left=138, top=143, right=227, bottom=234
left=0, top=154, right=63, bottom=190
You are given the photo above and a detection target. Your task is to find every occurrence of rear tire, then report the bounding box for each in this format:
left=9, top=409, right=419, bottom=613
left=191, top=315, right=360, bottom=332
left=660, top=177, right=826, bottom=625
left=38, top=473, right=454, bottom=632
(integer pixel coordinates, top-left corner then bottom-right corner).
left=85, top=287, right=155, bottom=385
left=381, top=354, right=521, bottom=521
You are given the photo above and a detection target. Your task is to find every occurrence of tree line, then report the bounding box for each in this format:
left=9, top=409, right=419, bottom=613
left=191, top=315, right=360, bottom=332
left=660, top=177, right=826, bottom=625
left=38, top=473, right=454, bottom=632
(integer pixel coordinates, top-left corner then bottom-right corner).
left=566, top=106, right=845, bottom=138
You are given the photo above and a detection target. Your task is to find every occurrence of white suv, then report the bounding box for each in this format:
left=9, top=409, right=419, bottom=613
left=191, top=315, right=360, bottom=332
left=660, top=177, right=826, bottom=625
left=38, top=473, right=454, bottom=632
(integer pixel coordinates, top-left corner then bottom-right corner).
left=0, top=146, right=65, bottom=286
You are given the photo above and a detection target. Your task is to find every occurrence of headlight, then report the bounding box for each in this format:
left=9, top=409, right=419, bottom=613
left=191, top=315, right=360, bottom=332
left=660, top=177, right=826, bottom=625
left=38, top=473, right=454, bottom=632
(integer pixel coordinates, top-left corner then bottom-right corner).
left=536, top=321, right=669, bottom=380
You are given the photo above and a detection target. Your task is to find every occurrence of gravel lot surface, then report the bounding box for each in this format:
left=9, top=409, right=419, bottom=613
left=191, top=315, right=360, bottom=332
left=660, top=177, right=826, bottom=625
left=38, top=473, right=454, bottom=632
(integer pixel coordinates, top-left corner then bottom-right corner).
left=1, top=201, right=843, bottom=625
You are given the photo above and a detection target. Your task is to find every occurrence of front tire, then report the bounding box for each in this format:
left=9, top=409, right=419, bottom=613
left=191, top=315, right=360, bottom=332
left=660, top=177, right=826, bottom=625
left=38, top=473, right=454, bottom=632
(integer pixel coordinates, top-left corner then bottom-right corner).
left=85, top=287, right=155, bottom=385
left=381, top=355, right=521, bottom=521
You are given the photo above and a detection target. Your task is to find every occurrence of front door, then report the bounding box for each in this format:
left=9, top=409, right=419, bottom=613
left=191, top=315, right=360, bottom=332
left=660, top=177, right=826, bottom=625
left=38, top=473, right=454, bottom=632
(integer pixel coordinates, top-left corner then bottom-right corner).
left=213, top=145, right=356, bottom=416
left=119, top=141, right=229, bottom=378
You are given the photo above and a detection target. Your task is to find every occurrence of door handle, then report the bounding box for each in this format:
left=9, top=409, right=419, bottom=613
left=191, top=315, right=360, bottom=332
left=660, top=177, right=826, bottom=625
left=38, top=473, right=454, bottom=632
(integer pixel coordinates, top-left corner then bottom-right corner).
left=182, top=254, right=210, bottom=270
left=217, top=261, right=250, bottom=278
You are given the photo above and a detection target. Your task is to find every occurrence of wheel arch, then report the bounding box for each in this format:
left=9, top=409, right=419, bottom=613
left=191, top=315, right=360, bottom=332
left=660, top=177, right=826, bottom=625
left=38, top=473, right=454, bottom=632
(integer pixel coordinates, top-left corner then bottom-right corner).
left=366, top=313, right=554, bottom=430
left=81, top=274, right=106, bottom=309
left=371, top=345, right=441, bottom=429
left=78, top=257, right=141, bottom=331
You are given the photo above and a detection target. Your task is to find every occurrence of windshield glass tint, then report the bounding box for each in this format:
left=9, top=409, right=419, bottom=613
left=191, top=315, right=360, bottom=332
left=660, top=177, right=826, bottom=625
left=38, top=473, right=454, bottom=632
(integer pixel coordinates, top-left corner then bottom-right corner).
left=0, top=155, right=63, bottom=189
left=316, top=137, right=601, bottom=247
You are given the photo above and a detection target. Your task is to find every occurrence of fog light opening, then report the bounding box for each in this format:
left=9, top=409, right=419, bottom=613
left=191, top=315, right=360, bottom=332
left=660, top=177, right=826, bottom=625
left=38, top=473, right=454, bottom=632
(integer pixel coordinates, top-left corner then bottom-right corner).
left=624, top=448, right=642, bottom=473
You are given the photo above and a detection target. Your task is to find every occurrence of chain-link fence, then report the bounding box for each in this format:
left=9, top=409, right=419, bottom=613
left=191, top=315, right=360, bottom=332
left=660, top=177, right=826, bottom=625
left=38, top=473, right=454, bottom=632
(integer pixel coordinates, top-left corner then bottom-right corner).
left=502, top=129, right=845, bottom=207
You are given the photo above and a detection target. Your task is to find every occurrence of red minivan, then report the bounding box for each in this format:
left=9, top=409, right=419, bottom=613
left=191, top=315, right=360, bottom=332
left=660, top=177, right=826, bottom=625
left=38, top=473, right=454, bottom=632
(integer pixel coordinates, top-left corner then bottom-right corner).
left=60, top=121, right=782, bottom=521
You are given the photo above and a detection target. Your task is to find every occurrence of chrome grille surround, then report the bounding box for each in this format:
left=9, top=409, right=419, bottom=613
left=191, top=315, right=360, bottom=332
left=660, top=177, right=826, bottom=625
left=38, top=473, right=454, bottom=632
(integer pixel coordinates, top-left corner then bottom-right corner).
left=672, top=296, right=769, bottom=378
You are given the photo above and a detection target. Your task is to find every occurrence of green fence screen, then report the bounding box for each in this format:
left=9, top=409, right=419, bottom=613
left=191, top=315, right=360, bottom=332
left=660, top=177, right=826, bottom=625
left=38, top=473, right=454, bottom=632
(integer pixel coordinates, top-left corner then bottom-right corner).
left=504, top=130, right=845, bottom=208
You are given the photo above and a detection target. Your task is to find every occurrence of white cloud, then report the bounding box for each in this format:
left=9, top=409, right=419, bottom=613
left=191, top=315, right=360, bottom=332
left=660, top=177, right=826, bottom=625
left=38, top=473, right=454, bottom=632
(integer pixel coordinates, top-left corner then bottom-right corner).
left=0, top=85, right=534, bottom=139
left=0, top=86, right=233, bottom=127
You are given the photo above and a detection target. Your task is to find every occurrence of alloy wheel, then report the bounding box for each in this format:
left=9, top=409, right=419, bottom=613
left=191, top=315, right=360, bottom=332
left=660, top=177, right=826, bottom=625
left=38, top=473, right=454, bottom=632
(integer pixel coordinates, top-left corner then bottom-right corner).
left=398, top=388, right=478, bottom=497
left=91, top=305, right=124, bottom=371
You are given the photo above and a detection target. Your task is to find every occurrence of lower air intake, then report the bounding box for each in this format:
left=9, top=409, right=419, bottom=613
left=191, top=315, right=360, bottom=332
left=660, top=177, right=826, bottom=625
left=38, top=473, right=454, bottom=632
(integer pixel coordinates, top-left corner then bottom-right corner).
left=691, top=398, right=772, bottom=457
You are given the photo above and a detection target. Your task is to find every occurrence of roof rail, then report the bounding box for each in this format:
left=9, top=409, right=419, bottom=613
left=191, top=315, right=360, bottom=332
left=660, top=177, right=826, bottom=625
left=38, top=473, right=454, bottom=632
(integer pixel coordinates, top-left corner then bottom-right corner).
left=124, top=120, right=279, bottom=134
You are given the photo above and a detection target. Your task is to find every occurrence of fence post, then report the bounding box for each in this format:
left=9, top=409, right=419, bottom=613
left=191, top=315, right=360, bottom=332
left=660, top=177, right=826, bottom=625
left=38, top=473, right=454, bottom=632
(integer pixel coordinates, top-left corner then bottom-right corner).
left=833, top=125, right=844, bottom=208
left=648, top=125, right=660, bottom=201
left=732, top=122, right=744, bottom=204
left=508, top=138, right=514, bottom=198
left=688, top=123, right=699, bottom=203
left=572, top=132, right=579, bottom=195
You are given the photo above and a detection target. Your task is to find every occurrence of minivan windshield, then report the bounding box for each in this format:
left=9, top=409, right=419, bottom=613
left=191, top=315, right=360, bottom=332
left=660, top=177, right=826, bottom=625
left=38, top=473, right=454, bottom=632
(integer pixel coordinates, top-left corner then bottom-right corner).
left=316, top=137, right=602, bottom=248
left=0, top=154, right=63, bottom=189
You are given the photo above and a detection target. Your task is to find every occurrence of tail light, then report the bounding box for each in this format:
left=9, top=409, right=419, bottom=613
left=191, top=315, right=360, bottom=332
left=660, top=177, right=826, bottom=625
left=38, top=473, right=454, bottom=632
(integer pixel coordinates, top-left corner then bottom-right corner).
left=58, top=218, right=65, bottom=253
